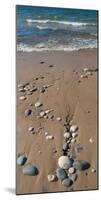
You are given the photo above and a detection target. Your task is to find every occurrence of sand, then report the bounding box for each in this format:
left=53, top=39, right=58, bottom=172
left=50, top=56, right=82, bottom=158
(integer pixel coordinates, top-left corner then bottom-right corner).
left=16, top=49, right=98, bottom=194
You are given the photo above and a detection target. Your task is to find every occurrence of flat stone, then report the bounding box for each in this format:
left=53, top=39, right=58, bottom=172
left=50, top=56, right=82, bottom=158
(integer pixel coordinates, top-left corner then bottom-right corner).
left=17, top=83, right=24, bottom=88
left=17, top=154, right=27, bottom=166
left=19, top=96, right=26, bottom=101
left=22, top=164, right=39, bottom=176
left=70, top=173, right=78, bottom=182
left=45, top=109, right=53, bottom=114
left=62, top=143, right=69, bottom=151
left=56, top=168, right=67, bottom=181
left=62, top=178, right=72, bottom=187
left=47, top=174, right=56, bottom=182
left=73, top=160, right=90, bottom=171
left=35, top=102, right=42, bottom=108
left=25, top=109, right=32, bottom=116
left=70, top=125, right=78, bottom=133
left=58, top=156, right=73, bottom=169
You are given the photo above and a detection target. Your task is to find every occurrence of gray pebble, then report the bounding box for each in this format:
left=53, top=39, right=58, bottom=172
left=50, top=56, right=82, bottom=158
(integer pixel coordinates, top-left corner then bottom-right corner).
left=62, top=143, right=69, bottom=151
left=70, top=173, right=78, bottom=182
left=62, top=178, right=72, bottom=187
left=73, top=160, right=90, bottom=171
left=56, top=168, right=67, bottom=181
left=22, top=164, right=39, bottom=176
left=17, top=154, right=27, bottom=166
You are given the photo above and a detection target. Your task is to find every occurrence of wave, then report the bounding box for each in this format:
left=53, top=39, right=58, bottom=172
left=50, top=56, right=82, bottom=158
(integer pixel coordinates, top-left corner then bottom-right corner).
left=26, top=19, right=96, bottom=27
left=17, top=40, right=97, bottom=53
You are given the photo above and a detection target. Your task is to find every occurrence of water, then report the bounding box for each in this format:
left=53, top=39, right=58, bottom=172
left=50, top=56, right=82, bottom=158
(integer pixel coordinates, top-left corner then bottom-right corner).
left=16, top=5, right=98, bottom=52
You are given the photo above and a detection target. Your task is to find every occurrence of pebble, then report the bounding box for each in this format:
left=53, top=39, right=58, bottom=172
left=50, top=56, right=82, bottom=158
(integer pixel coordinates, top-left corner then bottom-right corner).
left=46, top=135, right=54, bottom=140
left=71, top=138, right=76, bottom=143
left=25, top=109, right=32, bottom=116
left=62, top=178, right=72, bottom=187
left=70, top=173, right=78, bottom=182
left=58, top=156, right=73, bottom=169
left=48, top=115, right=54, bottom=120
left=73, top=160, right=90, bottom=171
left=91, top=168, right=96, bottom=173
left=70, top=125, right=78, bottom=133
left=56, top=168, right=67, bottom=181
left=83, top=67, right=89, bottom=73
left=35, top=102, right=42, bottom=108
left=62, top=143, right=69, bottom=151
left=72, top=132, right=78, bottom=138
left=28, top=127, right=34, bottom=132
left=22, top=164, right=39, bottom=176
left=18, top=88, right=25, bottom=92
left=40, top=111, right=45, bottom=117
left=45, top=132, right=49, bottom=136
left=44, top=115, right=48, bottom=119
left=56, top=117, right=62, bottom=121
left=17, top=83, right=24, bottom=88
left=17, top=154, right=27, bottom=166
left=45, top=109, right=53, bottom=114
left=19, top=96, right=26, bottom=101
left=40, top=88, right=45, bottom=93
left=64, top=132, right=71, bottom=139
left=89, top=137, right=94, bottom=143
left=68, top=167, right=75, bottom=174
left=30, top=88, right=37, bottom=92
left=47, top=174, right=56, bottom=182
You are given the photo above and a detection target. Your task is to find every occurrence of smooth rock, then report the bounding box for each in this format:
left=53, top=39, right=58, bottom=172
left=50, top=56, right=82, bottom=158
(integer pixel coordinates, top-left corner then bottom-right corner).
left=18, top=88, right=25, bottom=92
left=71, top=138, right=76, bottom=143
left=45, top=109, right=53, bottom=114
left=83, top=67, right=89, bottom=73
left=64, top=132, right=71, bottom=139
left=22, top=164, right=38, bottom=176
left=62, top=178, right=72, bottom=187
left=56, top=168, right=67, bottom=181
left=73, top=160, right=90, bottom=171
left=28, top=127, right=34, bottom=132
left=62, top=143, right=69, bottom=151
left=17, top=154, right=27, bottom=166
left=70, top=173, right=78, bottom=182
left=19, top=96, right=26, bottom=101
left=40, top=111, right=45, bottom=117
left=72, top=132, right=78, bottom=138
left=58, top=156, right=73, bottom=169
left=91, top=168, right=96, bottom=173
left=25, top=109, right=32, bottom=116
left=89, top=137, right=94, bottom=143
left=47, top=174, right=56, bottom=182
left=70, top=125, right=78, bottom=133
left=56, top=117, right=62, bottom=121
left=68, top=167, right=75, bottom=174
left=46, top=135, right=54, bottom=140
left=35, top=102, right=42, bottom=108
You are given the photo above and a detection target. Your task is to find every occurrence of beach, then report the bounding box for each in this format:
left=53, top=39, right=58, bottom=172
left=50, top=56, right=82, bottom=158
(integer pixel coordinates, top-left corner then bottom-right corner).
left=16, top=48, right=98, bottom=194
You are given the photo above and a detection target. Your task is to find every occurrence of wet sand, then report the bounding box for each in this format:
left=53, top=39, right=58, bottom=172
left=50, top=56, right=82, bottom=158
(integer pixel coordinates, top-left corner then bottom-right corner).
left=16, top=49, right=98, bottom=194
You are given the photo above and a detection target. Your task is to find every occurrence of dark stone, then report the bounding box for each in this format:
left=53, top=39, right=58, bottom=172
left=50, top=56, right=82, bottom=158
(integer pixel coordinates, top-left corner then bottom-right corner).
left=62, top=178, right=73, bottom=187
left=56, top=168, right=67, bottom=181
left=25, top=109, right=32, bottom=116
left=70, top=173, right=78, bottom=182
left=73, top=160, right=90, bottom=171
left=17, top=154, right=27, bottom=166
left=22, top=164, right=39, bottom=176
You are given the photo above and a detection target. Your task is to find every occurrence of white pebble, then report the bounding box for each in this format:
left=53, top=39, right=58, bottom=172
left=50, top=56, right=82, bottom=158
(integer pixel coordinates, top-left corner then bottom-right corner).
left=71, top=138, right=76, bottom=143
left=70, top=124, right=78, bottom=133
left=35, top=102, right=42, bottom=108
left=91, top=168, right=96, bottom=173
left=45, top=132, right=49, bottom=136
left=40, top=111, right=45, bottom=117
left=56, top=117, right=62, bottom=121
left=46, top=135, right=54, bottom=140
left=19, top=96, right=26, bottom=101
left=68, top=167, right=75, bottom=174
left=89, top=137, right=94, bottom=143
left=72, top=132, right=78, bottom=138
left=47, top=174, right=56, bottom=182
left=64, top=132, right=71, bottom=139
left=28, top=127, right=34, bottom=132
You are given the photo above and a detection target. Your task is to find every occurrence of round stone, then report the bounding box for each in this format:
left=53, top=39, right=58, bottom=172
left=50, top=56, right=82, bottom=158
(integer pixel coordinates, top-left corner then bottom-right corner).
left=64, top=132, right=71, bottom=139
left=73, top=160, right=90, bottom=171
left=62, top=178, right=72, bottom=187
left=58, top=156, right=73, bottom=169
left=70, top=125, right=78, bottom=133
left=22, top=164, right=38, bottom=176
left=68, top=167, right=75, bottom=174
left=40, top=111, right=45, bottom=117
left=17, top=154, right=27, bottom=166
left=56, top=168, right=67, bottom=181
left=47, top=174, right=56, bottom=182
left=91, top=168, right=96, bottom=173
left=35, top=102, right=42, bottom=108
left=18, top=88, right=25, bottom=92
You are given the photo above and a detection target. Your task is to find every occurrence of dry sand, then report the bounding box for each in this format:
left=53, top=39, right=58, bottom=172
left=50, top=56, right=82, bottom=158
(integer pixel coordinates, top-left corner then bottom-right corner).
left=16, top=49, right=98, bottom=194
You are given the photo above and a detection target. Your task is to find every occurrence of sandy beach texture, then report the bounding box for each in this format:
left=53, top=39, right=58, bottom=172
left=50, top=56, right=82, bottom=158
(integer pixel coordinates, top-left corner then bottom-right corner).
left=16, top=49, right=98, bottom=194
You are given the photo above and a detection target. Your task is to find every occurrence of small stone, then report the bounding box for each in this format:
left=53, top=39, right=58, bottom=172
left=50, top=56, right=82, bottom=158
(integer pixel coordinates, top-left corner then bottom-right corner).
left=70, top=173, right=78, bottom=182
left=45, top=132, right=48, bottom=136
left=40, top=111, right=45, bottom=117
left=25, top=109, right=32, bottom=116
left=56, top=168, right=67, bottom=181
left=18, top=83, right=24, bottom=88
left=35, top=102, right=42, bottom=108
left=17, top=154, right=27, bottom=166
left=45, top=109, right=53, bottom=114
left=52, top=148, right=57, bottom=153
left=22, top=164, right=39, bottom=176
left=48, top=115, right=54, bottom=120
left=64, top=132, right=71, bottom=139
left=30, top=88, right=37, bottom=92
left=62, top=178, right=72, bottom=187
left=18, top=88, right=25, bottom=92
left=83, top=67, right=89, bottom=73
left=91, top=168, right=96, bottom=173
left=70, top=125, right=78, bottom=133
left=28, top=127, right=34, bottom=132
left=44, top=115, right=48, bottom=119
left=49, top=65, right=54, bottom=68
left=71, top=138, right=76, bottom=143
left=68, top=167, right=75, bottom=174
left=19, top=96, right=26, bottom=101
left=72, top=132, right=78, bottom=138
left=46, top=135, right=54, bottom=140
left=40, top=61, right=45, bottom=64
left=89, top=137, right=94, bottom=143
left=73, top=160, right=90, bottom=171
left=62, top=143, right=69, bottom=151
left=58, top=156, right=73, bottom=169
left=47, top=174, right=56, bottom=182
left=40, top=88, right=45, bottom=93
left=56, top=117, right=62, bottom=121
